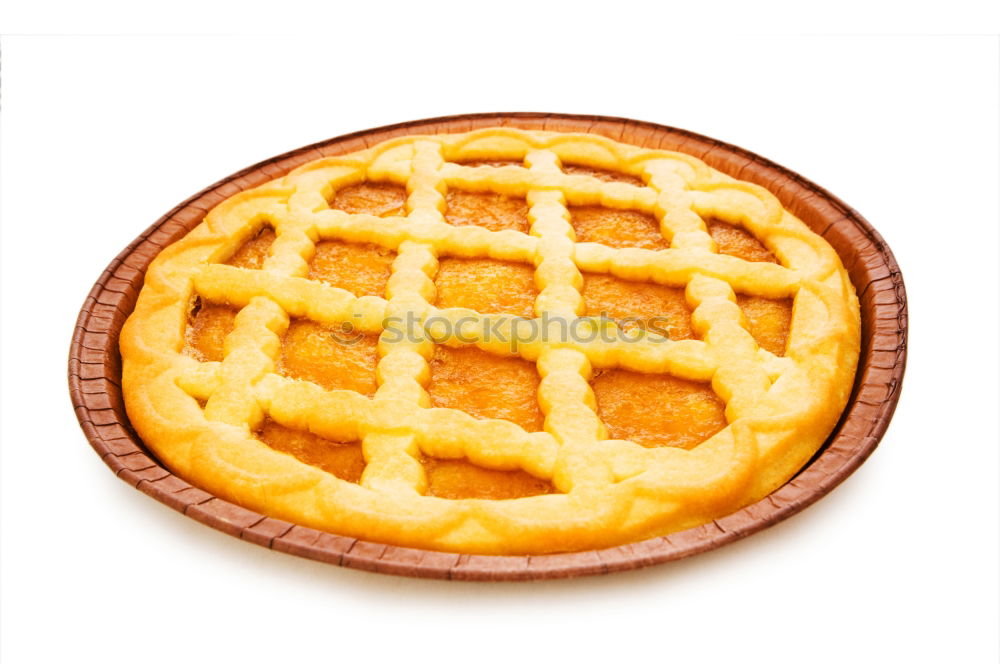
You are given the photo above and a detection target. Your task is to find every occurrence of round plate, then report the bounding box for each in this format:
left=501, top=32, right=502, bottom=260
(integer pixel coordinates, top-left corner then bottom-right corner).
left=68, top=113, right=907, bottom=581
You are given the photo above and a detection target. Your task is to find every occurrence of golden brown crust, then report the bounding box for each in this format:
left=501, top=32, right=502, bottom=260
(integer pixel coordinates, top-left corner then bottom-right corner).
left=120, top=128, right=860, bottom=555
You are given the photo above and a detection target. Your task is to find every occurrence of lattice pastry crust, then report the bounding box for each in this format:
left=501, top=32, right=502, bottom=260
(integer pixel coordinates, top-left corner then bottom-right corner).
left=120, top=128, right=860, bottom=554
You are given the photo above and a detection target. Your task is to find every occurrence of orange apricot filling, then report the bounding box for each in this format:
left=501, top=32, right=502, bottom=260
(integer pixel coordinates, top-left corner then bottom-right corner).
left=258, top=418, right=365, bottom=483
left=738, top=295, right=793, bottom=356
left=428, top=345, right=544, bottom=432
left=703, top=220, right=793, bottom=354
left=308, top=240, right=395, bottom=297
left=570, top=206, right=668, bottom=250
left=592, top=369, right=727, bottom=449
left=581, top=273, right=692, bottom=340
left=183, top=300, right=237, bottom=362
left=706, top=218, right=777, bottom=263
left=225, top=226, right=275, bottom=269
left=329, top=182, right=406, bottom=217
left=278, top=320, right=379, bottom=395
left=435, top=257, right=537, bottom=317
left=562, top=164, right=645, bottom=186
left=454, top=159, right=524, bottom=168
left=422, top=458, right=552, bottom=500
left=445, top=190, right=530, bottom=233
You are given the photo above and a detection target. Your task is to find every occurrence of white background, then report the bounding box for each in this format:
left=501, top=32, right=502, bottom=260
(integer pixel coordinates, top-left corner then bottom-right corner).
left=2, top=5, right=999, bottom=664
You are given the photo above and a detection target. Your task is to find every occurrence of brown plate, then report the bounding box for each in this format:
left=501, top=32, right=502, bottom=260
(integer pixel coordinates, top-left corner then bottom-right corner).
left=68, top=113, right=907, bottom=581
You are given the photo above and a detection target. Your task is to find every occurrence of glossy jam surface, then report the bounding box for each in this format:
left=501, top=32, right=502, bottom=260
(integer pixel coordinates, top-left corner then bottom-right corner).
left=582, top=273, right=692, bottom=340
left=435, top=257, right=537, bottom=317
left=592, top=369, right=727, bottom=449
left=183, top=301, right=237, bottom=362
left=278, top=320, right=379, bottom=395
left=456, top=159, right=524, bottom=168
left=225, top=227, right=276, bottom=269
left=706, top=218, right=776, bottom=264
left=445, top=190, right=530, bottom=233
left=329, top=182, right=406, bottom=216
left=423, top=458, right=552, bottom=500
left=705, top=219, right=792, bottom=355
left=308, top=241, right=395, bottom=297
left=258, top=419, right=365, bottom=483
left=428, top=345, right=544, bottom=432
left=570, top=206, right=669, bottom=250
left=563, top=164, right=645, bottom=186
left=738, top=295, right=792, bottom=356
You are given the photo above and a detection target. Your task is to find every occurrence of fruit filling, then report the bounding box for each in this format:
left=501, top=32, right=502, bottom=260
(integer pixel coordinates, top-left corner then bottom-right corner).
left=183, top=299, right=238, bottom=362
left=258, top=418, right=365, bottom=483
left=455, top=159, right=524, bottom=168
left=225, top=226, right=275, bottom=269
left=562, top=163, right=645, bottom=186
left=329, top=182, right=406, bottom=217
left=570, top=206, right=668, bottom=250
left=592, top=369, right=727, bottom=449
left=445, top=190, right=530, bottom=233
left=435, top=258, right=537, bottom=317
left=422, top=458, right=552, bottom=500
left=278, top=320, right=379, bottom=396
left=705, top=218, right=792, bottom=355
left=308, top=241, right=395, bottom=298
left=428, top=345, right=544, bottom=432
left=706, top=218, right=776, bottom=264
left=581, top=273, right=692, bottom=340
